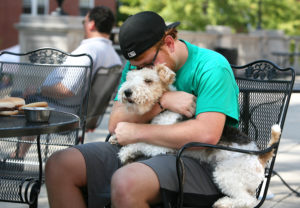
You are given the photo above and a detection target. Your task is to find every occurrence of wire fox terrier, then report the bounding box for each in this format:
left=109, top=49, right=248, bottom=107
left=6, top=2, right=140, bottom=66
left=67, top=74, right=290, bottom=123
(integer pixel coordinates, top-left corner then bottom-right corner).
left=111, top=64, right=281, bottom=208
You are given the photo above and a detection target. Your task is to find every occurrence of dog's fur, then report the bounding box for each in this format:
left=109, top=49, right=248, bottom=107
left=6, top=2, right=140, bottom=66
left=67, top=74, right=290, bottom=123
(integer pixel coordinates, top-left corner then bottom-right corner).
left=113, top=64, right=181, bottom=163
left=111, top=64, right=281, bottom=208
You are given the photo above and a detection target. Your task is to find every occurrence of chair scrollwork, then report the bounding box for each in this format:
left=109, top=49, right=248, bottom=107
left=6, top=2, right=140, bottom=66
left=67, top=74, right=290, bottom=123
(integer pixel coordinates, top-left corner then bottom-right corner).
left=245, top=62, right=277, bottom=80
left=28, top=49, right=67, bottom=64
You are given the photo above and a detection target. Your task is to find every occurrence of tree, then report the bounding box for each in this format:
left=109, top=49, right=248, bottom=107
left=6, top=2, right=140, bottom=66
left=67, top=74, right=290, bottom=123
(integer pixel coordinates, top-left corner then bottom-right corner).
left=118, top=0, right=210, bottom=30
left=117, top=0, right=300, bottom=35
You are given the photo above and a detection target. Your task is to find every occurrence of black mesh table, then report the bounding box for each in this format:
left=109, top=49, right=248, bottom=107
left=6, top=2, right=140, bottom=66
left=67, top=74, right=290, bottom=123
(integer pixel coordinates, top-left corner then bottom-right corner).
left=0, top=110, right=79, bottom=205
left=0, top=111, right=80, bottom=137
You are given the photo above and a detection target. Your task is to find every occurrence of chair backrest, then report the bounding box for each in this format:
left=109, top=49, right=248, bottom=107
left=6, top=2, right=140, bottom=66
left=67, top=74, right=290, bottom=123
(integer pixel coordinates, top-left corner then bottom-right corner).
left=0, top=48, right=93, bottom=204
left=85, top=65, right=122, bottom=132
left=0, top=48, right=93, bottom=133
left=231, top=60, right=295, bottom=206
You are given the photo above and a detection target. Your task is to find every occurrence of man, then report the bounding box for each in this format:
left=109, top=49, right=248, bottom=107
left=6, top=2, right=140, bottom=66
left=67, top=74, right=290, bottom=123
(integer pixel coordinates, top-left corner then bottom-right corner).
left=8, top=6, right=122, bottom=159
left=45, top=11, right=239, bottom=208
left=25, top=6, right=122, bottom=108
left=41, top=6, right=122, bottom=100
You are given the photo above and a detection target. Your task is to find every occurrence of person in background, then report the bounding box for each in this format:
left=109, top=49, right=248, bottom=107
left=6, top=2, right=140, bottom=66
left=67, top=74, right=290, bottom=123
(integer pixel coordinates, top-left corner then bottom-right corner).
left=40, top=5, right=122, bottom=99
left=8, top=5, right=122, bottom=160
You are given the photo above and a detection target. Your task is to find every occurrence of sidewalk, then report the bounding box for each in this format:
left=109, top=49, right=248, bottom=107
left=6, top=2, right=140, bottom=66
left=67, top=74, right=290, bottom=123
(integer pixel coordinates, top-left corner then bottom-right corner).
left=1, top=94, right=300, bottom=208
left=261, top=93, right=300, bottom=207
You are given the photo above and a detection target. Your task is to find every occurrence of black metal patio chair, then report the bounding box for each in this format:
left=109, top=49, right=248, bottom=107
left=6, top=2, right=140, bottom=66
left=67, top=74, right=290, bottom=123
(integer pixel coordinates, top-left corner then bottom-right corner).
left=175, top=60, right=295, bottom=208
left=0, top=48, right=93, bottom=207
left=82, top=64, right=122, bottom=142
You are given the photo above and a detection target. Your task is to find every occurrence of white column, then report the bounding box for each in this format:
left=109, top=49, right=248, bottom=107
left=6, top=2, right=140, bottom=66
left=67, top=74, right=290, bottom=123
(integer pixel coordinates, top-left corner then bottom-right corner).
left=31, top=0, right=38, bottom=15
left=89, top=0, right=94, bottom=8
left=44, top=0, right=49, bottom=15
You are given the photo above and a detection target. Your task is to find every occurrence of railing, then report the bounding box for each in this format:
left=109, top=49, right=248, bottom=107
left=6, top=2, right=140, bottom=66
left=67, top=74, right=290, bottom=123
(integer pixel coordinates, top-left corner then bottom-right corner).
left=272, top=52, right=300, bottom=72
left=272, top=36, right=300, bottom=75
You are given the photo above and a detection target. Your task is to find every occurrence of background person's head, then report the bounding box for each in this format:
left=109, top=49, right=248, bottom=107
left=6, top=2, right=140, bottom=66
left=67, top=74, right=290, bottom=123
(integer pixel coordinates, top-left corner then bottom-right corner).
left=119, top=11, right=180, bottom=70
left=83, top=6, right=115, bottom=38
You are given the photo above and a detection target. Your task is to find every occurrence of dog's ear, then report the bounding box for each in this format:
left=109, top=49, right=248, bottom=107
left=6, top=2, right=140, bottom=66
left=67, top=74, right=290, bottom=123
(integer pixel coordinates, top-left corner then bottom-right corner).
left=156, top=64, right=175, bottom=86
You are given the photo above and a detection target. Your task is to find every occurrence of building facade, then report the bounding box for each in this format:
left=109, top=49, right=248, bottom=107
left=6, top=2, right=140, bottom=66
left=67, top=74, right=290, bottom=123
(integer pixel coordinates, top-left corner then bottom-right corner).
left=0, top=0, right=118, bottom=50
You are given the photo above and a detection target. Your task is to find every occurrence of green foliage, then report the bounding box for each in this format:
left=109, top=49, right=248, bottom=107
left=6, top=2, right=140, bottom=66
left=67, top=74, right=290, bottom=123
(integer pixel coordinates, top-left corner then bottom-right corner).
left=259, top=0, right=300, bottom=35
left=117, top=0, right=300, bottom=35
left=208, top=0, right=253, bottom=33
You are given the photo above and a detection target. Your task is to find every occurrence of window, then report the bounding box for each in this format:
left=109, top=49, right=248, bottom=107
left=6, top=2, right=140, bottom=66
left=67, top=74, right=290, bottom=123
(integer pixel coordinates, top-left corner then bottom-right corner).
left=79, top=0, right=94, bottom=16
left=23, top=0, right=49, bottom=15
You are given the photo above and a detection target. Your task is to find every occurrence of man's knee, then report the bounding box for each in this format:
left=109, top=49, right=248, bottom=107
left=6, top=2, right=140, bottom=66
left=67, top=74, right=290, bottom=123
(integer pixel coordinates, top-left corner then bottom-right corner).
left=45, top=147, right=87, bottom=207
left=45, top=147, right=86, bottom=184
left=111, top=163, right=161, bottom=206
left=111, top=165, right=136, bottom=197
left=46, top=148, right=69, bottom=173
left=111, top=165, right=142, bottom=207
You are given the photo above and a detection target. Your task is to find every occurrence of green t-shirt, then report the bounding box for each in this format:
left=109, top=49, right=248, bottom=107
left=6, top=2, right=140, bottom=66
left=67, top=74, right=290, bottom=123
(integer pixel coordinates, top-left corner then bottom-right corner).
left=116, top=40, right=239, bottom=127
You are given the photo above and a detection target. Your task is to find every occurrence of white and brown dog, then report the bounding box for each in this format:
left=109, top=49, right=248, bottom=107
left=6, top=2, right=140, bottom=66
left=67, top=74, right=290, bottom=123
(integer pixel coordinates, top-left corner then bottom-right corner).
left=113, top=64, right=182, bottom=163
left=111, top=64, right=281, bottom=208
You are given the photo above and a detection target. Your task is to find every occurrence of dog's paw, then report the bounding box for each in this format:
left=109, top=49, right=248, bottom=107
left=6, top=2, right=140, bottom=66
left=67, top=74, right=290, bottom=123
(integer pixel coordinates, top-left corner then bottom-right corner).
left=213, top=195, right=256, bottom=208
left=213, top=196, right=233, bottom=208
left=109, top=134, right=119, bottom=145
left=118, top=150, right=135, bottom=164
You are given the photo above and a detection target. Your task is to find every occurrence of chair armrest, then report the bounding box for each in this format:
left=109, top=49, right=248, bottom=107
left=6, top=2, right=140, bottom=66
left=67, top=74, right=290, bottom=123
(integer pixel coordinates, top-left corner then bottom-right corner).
left=175, top=141, right=279, bottom=208
left=176, top=141, right=279, bottom=159
left=105, top=133, right=112, bottom=142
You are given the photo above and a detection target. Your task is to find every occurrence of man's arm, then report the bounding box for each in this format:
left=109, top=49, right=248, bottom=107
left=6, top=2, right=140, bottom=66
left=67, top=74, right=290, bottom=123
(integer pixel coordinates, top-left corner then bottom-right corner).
left=109, top=89, right=225, bottom=148
left=23, top=83, right=74, bottom=99
left=41, top=83, right=74, bottom=99
left=114, top=112, right=226, bottom=149
left=108, top=91, right=196, bottom=134
left=108, top=101, right=163, bottom=134
left=39, top=55, right=91, bottom=99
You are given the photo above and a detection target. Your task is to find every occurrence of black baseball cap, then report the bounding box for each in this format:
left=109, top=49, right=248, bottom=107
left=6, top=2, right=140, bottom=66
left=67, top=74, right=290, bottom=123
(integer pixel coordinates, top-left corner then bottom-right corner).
left=119, top=11, right=180, bottom=60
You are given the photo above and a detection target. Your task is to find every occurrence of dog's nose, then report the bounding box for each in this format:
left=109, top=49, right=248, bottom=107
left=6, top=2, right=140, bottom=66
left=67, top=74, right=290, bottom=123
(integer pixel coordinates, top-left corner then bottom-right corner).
left=124, top=89, right=132, bottom=97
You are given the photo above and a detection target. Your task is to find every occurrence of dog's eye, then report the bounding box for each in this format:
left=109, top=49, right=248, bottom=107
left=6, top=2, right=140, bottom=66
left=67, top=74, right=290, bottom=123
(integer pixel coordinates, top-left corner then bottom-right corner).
left=144, top=79, right=153, bottom=84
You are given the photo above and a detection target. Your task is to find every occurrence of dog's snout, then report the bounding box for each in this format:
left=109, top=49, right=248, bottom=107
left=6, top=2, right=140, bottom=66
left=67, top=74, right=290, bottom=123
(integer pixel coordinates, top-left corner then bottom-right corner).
left=124, top=89, right=132, bottom=97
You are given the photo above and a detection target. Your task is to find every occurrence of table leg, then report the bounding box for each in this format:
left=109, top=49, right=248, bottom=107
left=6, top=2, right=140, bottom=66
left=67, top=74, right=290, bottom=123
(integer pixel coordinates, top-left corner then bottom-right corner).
left=28, top=135, right=42, bottom=208
left=37, top=135, right=42, bottom=185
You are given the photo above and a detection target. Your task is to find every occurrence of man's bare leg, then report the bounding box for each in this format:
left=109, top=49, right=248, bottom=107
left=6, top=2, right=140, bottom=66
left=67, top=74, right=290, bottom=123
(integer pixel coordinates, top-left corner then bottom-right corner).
left=111, top=162, right=161, bottom=208
left=45, top=147, right=87, bottom=208
left=10, top=136, right=35, bottom=158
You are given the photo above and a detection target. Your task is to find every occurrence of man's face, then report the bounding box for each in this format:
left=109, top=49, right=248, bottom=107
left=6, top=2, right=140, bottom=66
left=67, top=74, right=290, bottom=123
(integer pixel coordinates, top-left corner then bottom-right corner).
left=82, top=14, right=90, bottom=38
left=129, top=45, right=175, bottom=71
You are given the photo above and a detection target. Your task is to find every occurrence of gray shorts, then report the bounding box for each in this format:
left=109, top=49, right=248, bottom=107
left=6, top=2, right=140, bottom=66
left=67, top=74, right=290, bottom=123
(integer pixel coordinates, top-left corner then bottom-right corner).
left=75, top=142, right=222, bottom=208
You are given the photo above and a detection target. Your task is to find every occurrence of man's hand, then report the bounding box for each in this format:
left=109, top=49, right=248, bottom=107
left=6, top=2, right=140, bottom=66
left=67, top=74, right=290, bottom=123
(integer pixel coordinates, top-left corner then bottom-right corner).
left=114, top=122, right=138, bottom=146
left=23, top=86, right=38, bottom=98
left=160, top=91, right=196, bottom=118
